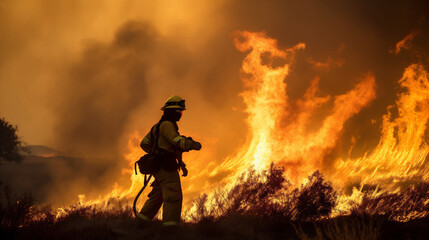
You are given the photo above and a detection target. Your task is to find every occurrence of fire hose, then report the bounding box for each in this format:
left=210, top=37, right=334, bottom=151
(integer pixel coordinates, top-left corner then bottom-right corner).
left=132, top=174, right=152, bottom=217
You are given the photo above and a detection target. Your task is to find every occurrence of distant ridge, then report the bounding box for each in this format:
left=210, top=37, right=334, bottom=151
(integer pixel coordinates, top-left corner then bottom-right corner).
left=20, top=145, right=62, bottom=157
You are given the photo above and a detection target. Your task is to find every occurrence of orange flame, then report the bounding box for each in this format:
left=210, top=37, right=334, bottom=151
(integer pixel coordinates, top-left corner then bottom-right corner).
left=335, top=64, right=429, bottom=188
left=211, top=31, right=376, bottom=184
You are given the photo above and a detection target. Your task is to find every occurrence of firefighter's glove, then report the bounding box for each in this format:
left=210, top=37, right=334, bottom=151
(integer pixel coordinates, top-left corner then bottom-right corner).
left=191, top=141, right=202, bottom=151
left=181, top=165, right=188, bottom=177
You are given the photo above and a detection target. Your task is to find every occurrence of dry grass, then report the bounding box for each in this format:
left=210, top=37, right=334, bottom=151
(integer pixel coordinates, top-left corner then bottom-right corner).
left=294, top=216, right=383, bottom=240
left=350, top=182, right=429, bottom=221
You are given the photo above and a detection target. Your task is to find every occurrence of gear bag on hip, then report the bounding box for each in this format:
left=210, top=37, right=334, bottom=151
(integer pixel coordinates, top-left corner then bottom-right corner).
left=135, top=153, right=160, bottom=175
left=135, top=150, right=176, bottom=174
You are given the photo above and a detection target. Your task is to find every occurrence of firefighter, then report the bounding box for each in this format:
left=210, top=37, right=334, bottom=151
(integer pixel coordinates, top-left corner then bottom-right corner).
left=137, top=95, right=202, bottom=226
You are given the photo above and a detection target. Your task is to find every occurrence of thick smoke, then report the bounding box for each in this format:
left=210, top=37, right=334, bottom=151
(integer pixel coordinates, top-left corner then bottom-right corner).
left=55, top=21, right=155, bottom=158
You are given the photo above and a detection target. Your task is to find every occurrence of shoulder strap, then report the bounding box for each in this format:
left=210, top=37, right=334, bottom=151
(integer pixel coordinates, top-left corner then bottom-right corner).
left=151, top=121, right=163, bottom=153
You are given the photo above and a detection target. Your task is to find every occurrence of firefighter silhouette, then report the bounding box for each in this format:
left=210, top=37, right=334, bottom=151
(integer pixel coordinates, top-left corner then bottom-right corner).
left=137, top=95, right=202, bottom=226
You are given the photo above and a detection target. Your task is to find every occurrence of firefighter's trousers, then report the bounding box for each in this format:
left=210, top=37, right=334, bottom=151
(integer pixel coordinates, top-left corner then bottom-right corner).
left=138, top=168, right=182, bottom=225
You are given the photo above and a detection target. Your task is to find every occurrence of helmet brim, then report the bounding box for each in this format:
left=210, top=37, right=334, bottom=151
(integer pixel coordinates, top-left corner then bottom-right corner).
left=161, top=106, right=186, bottom=110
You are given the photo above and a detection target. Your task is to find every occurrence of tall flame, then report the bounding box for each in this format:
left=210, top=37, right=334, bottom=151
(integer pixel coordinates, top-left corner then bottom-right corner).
left=211, top=31, right=376, bottom=184
left=335, top=64, right=429, bottom=189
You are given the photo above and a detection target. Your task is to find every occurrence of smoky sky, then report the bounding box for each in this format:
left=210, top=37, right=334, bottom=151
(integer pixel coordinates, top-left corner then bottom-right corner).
left=1, top=0, right=429, bottom=205
left=52, top=18, right=243, bottom=160
left=55, top=21, right=155, bottom=158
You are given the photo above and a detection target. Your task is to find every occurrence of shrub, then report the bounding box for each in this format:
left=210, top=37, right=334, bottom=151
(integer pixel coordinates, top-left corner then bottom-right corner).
left=293, top=170, right=337, bottom=221
left=188, top=163, right=289, bottom=221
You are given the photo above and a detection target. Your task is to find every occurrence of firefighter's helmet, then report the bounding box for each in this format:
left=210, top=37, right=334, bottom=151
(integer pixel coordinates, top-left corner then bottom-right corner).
left=161, top=95, right=186, bottom=110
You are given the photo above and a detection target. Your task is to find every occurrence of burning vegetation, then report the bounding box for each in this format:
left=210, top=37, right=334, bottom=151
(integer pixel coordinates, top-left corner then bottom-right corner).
left=1, top=164, right=429, bottom=239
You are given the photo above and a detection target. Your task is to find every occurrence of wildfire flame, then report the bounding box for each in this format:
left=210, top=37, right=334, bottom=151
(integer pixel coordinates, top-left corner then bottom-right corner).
left=70, top=31, right=429, bottom=222
left=335, top=64, right=429, bottom=188
left=210, top=31, right=376, bottom=185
